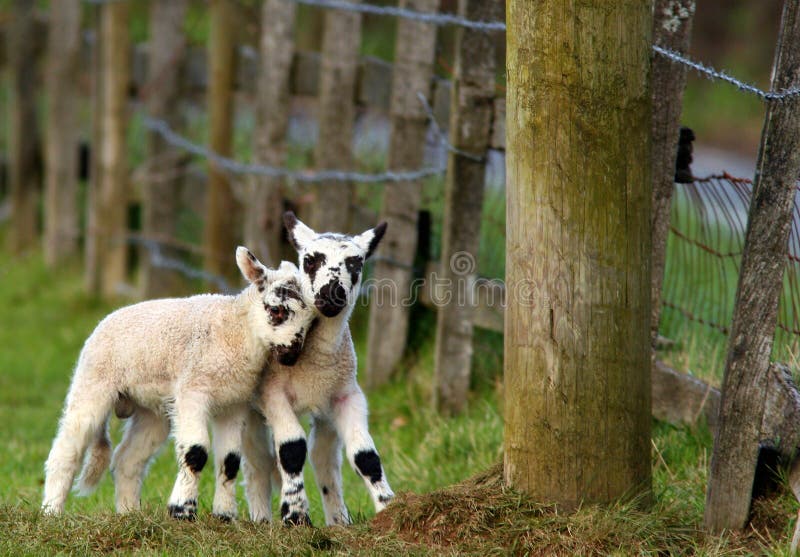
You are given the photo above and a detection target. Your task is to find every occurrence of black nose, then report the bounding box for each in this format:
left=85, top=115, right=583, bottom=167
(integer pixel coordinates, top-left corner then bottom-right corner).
left=276, top=346, right=301, bottom=366
left=316, top=281, right=348, bottom=317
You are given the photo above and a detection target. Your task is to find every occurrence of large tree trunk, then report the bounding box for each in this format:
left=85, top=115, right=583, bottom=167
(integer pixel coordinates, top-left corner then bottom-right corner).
left=86, top=1, right=130, bottom=298
left=140, top=0, right=189, bottom=298
left=504, top=0, right=653, bottom=508
left=704, top=0, right=800, bottom=533
left=203, top=0, right=239, bottom=286
left=7, top=0, right=41, bottom=255
left=311, top=2, right=362, bottom=233
left=433, top=0, right=501, bottom=415
left=650, top=0, right=696, bottom=344
left=244, top=0, right=296, bottom=266
left=365, top=0, right=438, bottom=388
left=43, top=0, right=81, bottom=266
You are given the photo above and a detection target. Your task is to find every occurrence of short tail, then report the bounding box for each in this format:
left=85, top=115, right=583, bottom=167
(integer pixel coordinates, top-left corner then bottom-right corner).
left=75, top=415, right=112, bottom=495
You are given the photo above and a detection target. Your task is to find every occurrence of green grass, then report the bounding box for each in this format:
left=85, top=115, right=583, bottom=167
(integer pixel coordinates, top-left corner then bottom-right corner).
left=1, top=239, right=798, bottom=555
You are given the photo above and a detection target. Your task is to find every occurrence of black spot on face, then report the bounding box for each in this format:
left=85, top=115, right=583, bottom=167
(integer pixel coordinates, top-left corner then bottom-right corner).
left=275, top=281, right=305, bottom=307
left=303, top=252, right=326, bottom=283
left=223, top=452, right=241, bottom=481
left=265, top=303, right=289, bottom=326
left=354, top=450, right=382, bottom=483
left=344, top=256, right=363, bottom=287
left=316, top=281, right=347, bottom=317
left=274, top=331, right=304, bottom=366
left=278, top=438, right=307, bottom=476
left=185, top=445, right=208, bottom=473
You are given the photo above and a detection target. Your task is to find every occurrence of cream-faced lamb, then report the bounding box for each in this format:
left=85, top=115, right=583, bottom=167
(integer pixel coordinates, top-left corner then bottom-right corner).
left=240, top=213, right=395, bottom=526
left=41, top=248, right=316, bottom=520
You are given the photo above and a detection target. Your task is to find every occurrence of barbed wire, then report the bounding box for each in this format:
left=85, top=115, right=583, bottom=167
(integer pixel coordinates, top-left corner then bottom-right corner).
left=285, top=0, right=507, bottom=31
left=416, top=92, right=485, bottom=163
left=653, top=45, right=800, bottom=102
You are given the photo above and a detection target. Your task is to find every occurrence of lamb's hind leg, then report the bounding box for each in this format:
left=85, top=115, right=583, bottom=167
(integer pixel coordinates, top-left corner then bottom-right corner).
left=42, top=379, right=115, bottom=514
left=167, top=391, right=210, bottom=520
left=210, top=405, right=246, bottom=521
left=241, top=408, right=278, bottom=523
left=332, top=387, right=394, bottom=513
left=111, top=406, right=169, bottom=513
left=309, top=415, right=350, bottom=525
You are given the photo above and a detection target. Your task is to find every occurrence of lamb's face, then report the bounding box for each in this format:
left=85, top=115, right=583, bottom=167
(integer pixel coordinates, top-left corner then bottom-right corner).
left=283, top=212, right=387, bottom=318
left=260, top=274, right=315, bottom=366
left=235, top=247, right=315, bottom=366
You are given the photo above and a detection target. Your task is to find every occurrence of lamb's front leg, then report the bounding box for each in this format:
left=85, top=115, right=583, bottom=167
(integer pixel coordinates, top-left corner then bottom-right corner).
left=309, top=415, right=350, bottom=525
left=331, top=386, right=394, bottom=513
left=264, top=393, right=312, bottom=526
left=168, top=392, right=210, bottom=520
left=210, top=405, right=246, bottom=521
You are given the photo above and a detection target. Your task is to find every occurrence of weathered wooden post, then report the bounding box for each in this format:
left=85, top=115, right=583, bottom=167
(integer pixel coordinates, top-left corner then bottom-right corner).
left=650, top=0, right=696, bottom=344
left=203, top=0, right=239, bottom=285
left=704, top=0, right=800, bottom=533
left=141, top=0, right=189, bottom=298
left=504, top=0, right=653, bottom=507
left=433, top=0, right=502, bottom=415
left=43, top=0, right=81, bottom=266
left=7, top=0, right=41, bottom=255
left=86, top=0, right=131, bottom=297
left=311, top=1, right=362, bottom=232
left=244, top=0, right=296, bottom=266
left=366, top=0, right=438, bottom=388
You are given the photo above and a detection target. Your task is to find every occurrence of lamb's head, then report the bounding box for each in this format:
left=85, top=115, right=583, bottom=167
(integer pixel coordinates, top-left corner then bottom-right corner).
left=236, top=246, right=316, bottom=366
left=283, top=211, right=387, bottom=318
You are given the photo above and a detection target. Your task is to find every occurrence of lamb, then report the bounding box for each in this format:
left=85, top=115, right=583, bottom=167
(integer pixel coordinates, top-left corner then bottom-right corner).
left=240, top=213, right=395, bottom=526
left=41, top=247, right=316, bottom=520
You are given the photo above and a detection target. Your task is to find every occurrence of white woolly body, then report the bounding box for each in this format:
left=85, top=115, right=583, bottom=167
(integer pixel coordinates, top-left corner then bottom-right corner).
left=42, top=253, right=315, bottom=518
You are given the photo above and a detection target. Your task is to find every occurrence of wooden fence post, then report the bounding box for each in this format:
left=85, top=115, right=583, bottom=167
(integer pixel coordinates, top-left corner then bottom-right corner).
left=365, top=0, right=438, bottom=388
left=85, top=0, right=130, bottom=298
left=203, top=0, right=239, bottom=285
left=650, top=0, right=696, bottom=344
left=141, top=0, right=189, bottom=298
left=85, top=5, right=103, bottom=294
left=704, top=0, right=800, bottom=532
left=43, top=0, right=81, bottom=266
left=244, top=0, right=296, bottom=266
left=311, top=1, right=362, bottom=232
left=433, top=0, right=502, bottom=415
left=504, top=0, right=653, bottom=507
left=6, top=0, right=41, bottom=255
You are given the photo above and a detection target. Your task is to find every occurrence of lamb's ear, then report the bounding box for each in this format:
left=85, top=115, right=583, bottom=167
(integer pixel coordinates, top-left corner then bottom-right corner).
left=236, top=246, right=268, bottom=284
left=354, top=222, right=388, bottom=259
left=283, top=211, right=316, bottom=252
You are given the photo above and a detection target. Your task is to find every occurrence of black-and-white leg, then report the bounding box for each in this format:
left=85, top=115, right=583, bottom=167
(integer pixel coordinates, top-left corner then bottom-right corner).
left=331, top=387, right=394, bottom=512
left=167, top=392, right=210, bottom=520
left=111, top=407, right=170, bottom=513
left=309, top=415, right=350, bottom=525
left=241, top=409, right=277, bottom=523
left=264, top=395, right=311, bottom=526
left=211, top=406, right=246, bottom=521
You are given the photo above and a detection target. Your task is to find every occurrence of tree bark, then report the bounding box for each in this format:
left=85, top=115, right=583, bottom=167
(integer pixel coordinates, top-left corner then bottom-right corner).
left=85, top=1, right=130, bottom=298
left=85, top=5, right=103, bottom=294
left=433, top=0, right=501, bottom=415
left=704, top=0, right=800, bottom=533
left=504, top=0, right=653, bottom=508
left=140, top=0, right=189, bottom=298
left=365, top=0, right=438, bottom=389
left=650, top=0, right=696, bottom=344
left=244, top=0, right=296, bottom=266
left=311, top=1, right=362, bottom=233
left=7, top=0, right=41, bottom=255
left=43, top=0, right=81, bottom=266
left=203, top=0, right=239, bottom=285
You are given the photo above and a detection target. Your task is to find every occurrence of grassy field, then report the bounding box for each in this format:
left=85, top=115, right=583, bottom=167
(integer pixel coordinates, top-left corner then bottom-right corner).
left=0, top=235, right=798, bottom=555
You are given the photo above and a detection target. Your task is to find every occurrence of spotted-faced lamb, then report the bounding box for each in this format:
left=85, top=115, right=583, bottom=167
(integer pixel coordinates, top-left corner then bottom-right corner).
left=42, top=248, right=316, bottom=520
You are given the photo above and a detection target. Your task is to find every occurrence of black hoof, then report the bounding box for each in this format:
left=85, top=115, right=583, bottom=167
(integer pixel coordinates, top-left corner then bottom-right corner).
left=168, top=500, right=197, bottom=521
left=283, top=512, right=312, bottom=527
left=213, top=512, right=235, bottom=523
